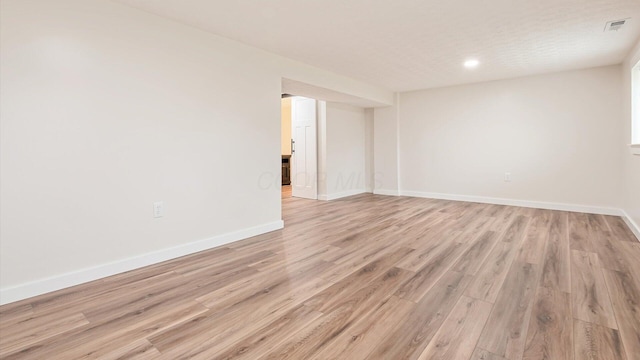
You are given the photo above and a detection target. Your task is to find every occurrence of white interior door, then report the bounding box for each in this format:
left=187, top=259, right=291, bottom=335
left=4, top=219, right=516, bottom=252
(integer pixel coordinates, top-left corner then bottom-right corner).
left=291, top=96, right=317, bottom=199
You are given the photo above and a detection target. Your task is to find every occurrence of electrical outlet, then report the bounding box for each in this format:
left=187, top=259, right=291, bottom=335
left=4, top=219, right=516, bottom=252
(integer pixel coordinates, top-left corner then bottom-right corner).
left=504, top=172, right=511, bottom=182
left=153, top=201, right=164, bottom=218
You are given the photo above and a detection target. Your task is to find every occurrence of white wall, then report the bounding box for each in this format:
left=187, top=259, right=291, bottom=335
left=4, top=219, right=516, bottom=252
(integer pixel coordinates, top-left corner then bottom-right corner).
left=398, top=66, right=624, bottom=212
left=317, top=101, right=328, bottom=198
left=322, top=103, right=367, bottom=200
left=622, top=40, right=640, bottom=238
left=373, top=94, right=401, bottom=195
left=0, top=0, right=393, bottom=304
left=364, top=108, right=374, bottom=193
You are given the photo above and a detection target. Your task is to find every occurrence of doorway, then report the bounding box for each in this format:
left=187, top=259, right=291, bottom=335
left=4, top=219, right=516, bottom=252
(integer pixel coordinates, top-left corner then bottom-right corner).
left=281, top=95, right=293, bottom=199
left=281, top=94, right=318, bottom=200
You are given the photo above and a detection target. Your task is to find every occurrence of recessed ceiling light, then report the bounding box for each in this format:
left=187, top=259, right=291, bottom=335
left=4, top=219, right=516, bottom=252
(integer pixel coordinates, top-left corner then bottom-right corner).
left=464, top=59, right=479, bottom=69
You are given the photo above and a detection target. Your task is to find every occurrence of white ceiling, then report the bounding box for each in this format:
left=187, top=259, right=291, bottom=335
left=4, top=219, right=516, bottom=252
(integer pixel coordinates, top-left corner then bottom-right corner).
left=115, top=0, right=640, bottom=92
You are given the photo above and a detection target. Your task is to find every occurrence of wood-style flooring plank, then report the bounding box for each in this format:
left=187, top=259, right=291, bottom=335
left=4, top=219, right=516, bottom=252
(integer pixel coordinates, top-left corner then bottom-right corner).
left=539, top=211, right=571, bottom=293
left=0, top=312, right=90, bottom=357
left=308, top=295, right=415, bottom=360
left=395, top=240, right=467, bottom=302
left=476, top=261, right=539, bottom=359
left=464, top=216, right=529, bottom=303
left=417, top=295, right=493, bottom=360
left=2, top=300, right=208, bottom=360
left=569, top=212, right=594, bottom=252
left=602, top=269, right=640, bottom=359
left=588, top=214, right=628, bottom=273
left=570, top=250, right=617, bottom=329
left=470, top=348, right=508, bottom=360
left=304, top=247, right=414, bottom=312
left=321, top=237, right=403, bottom=283
left=99, top=339, right=163, bottom=360
left=0, top=304, right=33, bottom=326
left=194, top=258, right=332, bottom=312
left=603, top=215, right=638, bottom=243
left=150, top=266, right=333, bottom=358
left=175, top=304, right=323, bottom=360
left=573, top=319, right=627, bottom=360
left=610, top=240, right=640, bottom=287
left=396, top=238, right=450, bottom=272
left=366, top=270, right=472, bottom=360
left=522, top=286, right=573, bottom=360
left=452, top=230, right=500, bottom=275
left=259, top=267, right=413, bottom=360
left=81, top=271, right=221, bottom=325
left=23, top=271, right=178, bottom=318
left=515, top=209, right=551, bottom=265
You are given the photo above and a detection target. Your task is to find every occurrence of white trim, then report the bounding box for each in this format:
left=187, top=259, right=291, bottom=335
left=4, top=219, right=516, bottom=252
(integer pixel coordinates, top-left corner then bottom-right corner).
left=630, top=144, right=640, bottom=155
left=319, top=189, right=366, bottom=201
left=621, top=210, right=640, bottom=242
left=373, top=189, right=400, bottom=196
left=400, top=191, right=623, bottom=216
left=0, top=220, right=284, bottom=305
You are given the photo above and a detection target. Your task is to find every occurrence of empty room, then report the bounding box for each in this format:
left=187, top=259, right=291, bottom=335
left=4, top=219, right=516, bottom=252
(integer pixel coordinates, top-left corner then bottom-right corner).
left=2, top=0, right=640, bottom=359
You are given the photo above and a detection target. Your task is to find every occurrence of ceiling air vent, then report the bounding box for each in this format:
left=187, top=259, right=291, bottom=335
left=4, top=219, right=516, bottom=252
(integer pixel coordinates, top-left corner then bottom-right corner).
left=604, top=19, right=628, bottom=32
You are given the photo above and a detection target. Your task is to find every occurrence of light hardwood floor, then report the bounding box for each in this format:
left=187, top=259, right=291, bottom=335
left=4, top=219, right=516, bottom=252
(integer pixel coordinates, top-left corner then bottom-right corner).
left=281, top=185, right=291, bottom=199
left=1, top=194, right=639, bottom=359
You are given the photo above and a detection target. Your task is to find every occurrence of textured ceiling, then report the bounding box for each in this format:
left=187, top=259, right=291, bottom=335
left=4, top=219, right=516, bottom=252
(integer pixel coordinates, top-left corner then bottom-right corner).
left=114, top=0, right=640, bottom=92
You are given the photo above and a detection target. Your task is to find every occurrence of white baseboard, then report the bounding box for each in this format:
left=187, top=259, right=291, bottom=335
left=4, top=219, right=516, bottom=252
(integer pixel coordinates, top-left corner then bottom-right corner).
left=319, top=189, right=366, bottom=201
left=400, top=191, right=623, bottom=216
left=621, top=210, right=640, bottom=242
left=0, top=220, right=284, bottom=305
left=373, top=189, right=400, bottom=196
